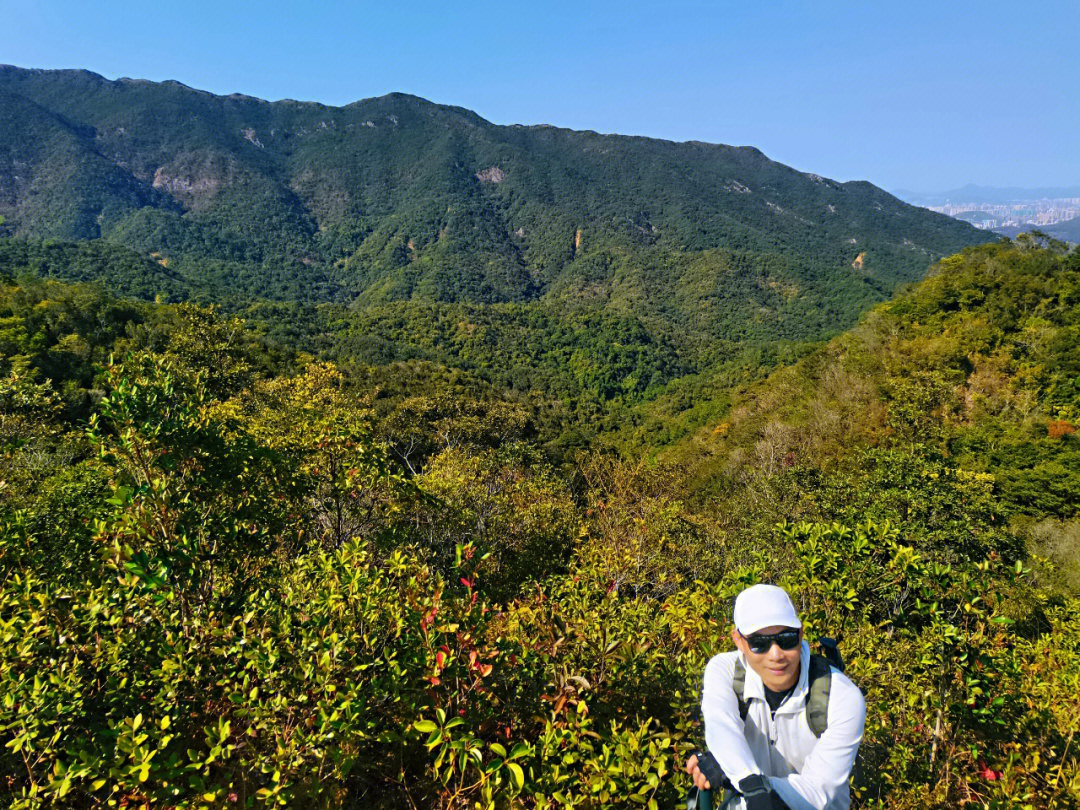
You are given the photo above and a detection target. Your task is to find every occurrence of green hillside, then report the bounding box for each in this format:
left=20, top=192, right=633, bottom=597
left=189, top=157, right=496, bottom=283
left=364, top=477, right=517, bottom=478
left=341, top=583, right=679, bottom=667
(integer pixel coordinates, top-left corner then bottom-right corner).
left=0, top=66, right=990, bottom=347
left=1, top=238, right=1078, bottom=808
left=1045, top=216, right=1080, bottom=243
left=665, top=235, right=1080, bottom=557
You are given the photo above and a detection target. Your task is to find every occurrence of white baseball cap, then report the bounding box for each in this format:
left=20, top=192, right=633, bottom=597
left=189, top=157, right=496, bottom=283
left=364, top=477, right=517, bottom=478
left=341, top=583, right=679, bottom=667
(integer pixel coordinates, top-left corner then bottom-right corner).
left=733, top=584, right=802, bottom=635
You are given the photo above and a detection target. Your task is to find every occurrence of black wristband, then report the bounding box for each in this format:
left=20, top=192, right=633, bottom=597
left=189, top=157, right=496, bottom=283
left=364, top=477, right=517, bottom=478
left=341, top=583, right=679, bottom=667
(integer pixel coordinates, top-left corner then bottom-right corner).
left=738, top=774, right=768, bottom=795
left=738, top=774, right=781, bottom=810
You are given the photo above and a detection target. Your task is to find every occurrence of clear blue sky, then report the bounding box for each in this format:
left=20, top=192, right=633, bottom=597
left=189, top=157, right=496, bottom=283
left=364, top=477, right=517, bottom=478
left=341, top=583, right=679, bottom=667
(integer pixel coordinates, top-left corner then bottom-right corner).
left=4, top=0, right=1078, bottom=192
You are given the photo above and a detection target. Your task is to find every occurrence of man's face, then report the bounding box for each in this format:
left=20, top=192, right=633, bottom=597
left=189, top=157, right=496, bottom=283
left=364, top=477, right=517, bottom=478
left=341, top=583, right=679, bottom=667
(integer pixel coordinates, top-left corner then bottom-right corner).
left=732, top=624, right=802, bottom=692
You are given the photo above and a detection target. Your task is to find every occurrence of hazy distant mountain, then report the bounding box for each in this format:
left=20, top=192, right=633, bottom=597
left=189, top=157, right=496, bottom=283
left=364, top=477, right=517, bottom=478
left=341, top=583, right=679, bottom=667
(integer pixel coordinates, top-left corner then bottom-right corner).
left=0, top=64, right=990, bottom=349
left=992, top=216, right=1080, bottom=243
left=1045, top=216, right=1080, bottom=242
left=896, top=184, right=1080, bottom=206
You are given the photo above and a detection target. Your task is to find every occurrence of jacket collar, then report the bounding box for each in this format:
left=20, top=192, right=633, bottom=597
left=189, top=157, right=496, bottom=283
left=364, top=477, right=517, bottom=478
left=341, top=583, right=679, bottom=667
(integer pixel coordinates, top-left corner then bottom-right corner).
left=738, top=640, right=811, bottom=714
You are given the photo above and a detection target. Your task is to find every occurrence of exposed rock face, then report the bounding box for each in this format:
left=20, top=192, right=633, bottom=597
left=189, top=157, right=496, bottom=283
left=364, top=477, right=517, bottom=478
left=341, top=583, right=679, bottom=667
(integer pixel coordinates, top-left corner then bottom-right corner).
left=852, top=252, right=866, bottom=270
left=152, top=168, right=220, bottom=195
left=476, top=166, right=506, bottom=184
left=152, top=167, right=222, bottom=210
left=241, top=128, right=264, bottom=148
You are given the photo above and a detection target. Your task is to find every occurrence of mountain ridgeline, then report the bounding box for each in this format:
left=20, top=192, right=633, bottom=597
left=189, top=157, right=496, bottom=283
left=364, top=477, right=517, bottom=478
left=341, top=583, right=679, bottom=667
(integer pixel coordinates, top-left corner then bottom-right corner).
left=0, top=66, right=990, bottom=356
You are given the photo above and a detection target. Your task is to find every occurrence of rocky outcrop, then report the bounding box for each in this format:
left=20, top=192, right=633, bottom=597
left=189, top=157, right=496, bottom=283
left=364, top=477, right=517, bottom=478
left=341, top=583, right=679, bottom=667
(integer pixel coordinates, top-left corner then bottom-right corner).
left=152, top=168, right=220, bottom=195
left=476, top=167, right=506, bottom=184
left=152, top=166, right=224, bottom=210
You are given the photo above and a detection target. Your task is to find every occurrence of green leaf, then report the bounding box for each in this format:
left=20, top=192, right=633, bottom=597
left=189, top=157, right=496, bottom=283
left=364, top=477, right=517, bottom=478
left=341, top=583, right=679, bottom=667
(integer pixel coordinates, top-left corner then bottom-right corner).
left=506, top=761, right=525, bottom=792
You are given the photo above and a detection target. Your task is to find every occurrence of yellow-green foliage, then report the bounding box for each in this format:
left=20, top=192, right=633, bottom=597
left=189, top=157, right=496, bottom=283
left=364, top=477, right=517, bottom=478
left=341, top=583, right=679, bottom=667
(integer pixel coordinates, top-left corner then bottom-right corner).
left=2, top=243, right=1080, bottom=808
left=671, top=241, right=1080, bottom=521
left=411, top=445, right=577, bottom=599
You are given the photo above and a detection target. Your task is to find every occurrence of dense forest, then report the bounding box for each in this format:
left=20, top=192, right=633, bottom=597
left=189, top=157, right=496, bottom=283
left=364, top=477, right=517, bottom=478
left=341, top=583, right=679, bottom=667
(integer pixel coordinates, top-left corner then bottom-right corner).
left=0, top=66, right=989, bottom=354
left=2, top=235, right=1078, bottom=808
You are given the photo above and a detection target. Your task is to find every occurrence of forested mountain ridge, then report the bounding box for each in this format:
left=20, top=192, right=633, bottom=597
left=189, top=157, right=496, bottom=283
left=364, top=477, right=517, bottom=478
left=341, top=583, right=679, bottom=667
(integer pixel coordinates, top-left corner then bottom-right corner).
left=0, top=65, right=990, bottom=344
left=667, top=234, right=1080, bottom=512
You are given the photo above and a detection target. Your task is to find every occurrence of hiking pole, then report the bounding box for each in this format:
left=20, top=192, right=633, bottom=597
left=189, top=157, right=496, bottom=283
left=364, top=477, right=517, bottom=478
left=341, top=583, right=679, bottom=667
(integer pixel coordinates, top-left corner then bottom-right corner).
left=685, top=785, right=713, bottom=810
left=687, top=750, right=732, bottom=810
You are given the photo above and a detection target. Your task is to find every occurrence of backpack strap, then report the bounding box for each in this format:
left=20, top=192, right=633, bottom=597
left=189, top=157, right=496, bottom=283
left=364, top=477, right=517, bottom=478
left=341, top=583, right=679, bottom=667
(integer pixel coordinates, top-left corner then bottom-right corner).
left=806, top=653, right=833, bottom=738
left=732, top=657, right=749, bottom=720
left=818, top=637, right=845, bottom=673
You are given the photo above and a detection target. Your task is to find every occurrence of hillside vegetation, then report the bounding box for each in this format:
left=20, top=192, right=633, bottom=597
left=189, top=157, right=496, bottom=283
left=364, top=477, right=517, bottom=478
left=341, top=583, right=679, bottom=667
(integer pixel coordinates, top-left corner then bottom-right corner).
left=669, top=234, right=1080, bottom=525
left=1, top=240, right=1078, bottom=808
left=0, top=66, right=989, bottom=356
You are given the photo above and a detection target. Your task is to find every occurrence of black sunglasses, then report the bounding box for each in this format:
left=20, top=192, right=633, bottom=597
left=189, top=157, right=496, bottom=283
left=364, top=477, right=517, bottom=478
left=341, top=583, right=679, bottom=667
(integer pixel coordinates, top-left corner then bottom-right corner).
left=745, top=629, right=801, bottom=654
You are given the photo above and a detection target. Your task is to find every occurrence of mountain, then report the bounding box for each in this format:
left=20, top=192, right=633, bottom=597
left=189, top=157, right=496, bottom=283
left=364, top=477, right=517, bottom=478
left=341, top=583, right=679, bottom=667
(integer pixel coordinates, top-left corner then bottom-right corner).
left=0, top=66, right=990, bottom=343
left=1044, top=215, right=1080, bottom=243
left=989, top=218, right=1080, bottom=243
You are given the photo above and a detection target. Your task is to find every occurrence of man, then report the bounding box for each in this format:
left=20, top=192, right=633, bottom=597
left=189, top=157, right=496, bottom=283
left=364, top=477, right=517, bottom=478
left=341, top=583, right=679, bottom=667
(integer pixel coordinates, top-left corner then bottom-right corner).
left=685, top=584, right=865, bottom=810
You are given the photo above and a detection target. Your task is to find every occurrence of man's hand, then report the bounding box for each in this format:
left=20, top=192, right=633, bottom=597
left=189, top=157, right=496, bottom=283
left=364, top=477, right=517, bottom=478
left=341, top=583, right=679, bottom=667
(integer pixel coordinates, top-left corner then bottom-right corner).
left=684, top=753, right=712, bottom=791
left=686, top=751, right=727, bottom=792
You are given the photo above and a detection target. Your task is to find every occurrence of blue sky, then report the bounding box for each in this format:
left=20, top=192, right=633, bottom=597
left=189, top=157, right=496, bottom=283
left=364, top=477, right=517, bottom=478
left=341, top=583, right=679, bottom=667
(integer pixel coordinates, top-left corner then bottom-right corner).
left=3, top=0, right=1078, bottom=191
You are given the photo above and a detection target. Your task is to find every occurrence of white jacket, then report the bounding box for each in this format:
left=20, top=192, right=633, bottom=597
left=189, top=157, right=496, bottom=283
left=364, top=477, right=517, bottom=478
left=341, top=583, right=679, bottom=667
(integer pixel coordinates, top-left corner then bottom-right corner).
left=701, top=641, right=866, bottom=810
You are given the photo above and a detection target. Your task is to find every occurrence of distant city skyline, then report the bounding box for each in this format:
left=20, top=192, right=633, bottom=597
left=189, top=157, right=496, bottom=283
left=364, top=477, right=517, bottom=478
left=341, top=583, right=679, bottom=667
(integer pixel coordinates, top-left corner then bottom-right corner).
left=3, top=1, right=1078, bottom=192
left=895, top=184, right=1080, bottom=202
left=930, top=199, right=1080, bottom=231
left=889, top=186, right=1080, bottom=241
